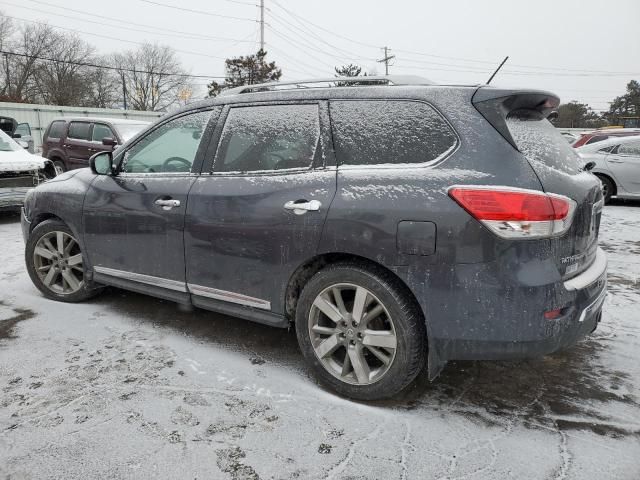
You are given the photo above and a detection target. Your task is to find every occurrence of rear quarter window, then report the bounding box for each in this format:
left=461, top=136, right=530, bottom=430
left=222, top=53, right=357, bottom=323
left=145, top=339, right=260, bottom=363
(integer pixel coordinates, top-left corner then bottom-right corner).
left=506, top=113, right=581, bottom=174
left=330, top=100, right=457, bottom=166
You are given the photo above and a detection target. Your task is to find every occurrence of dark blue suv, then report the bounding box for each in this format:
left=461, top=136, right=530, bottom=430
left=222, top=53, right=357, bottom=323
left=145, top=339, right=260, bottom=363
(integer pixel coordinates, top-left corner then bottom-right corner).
left=21, top=77, right=607, bottom=400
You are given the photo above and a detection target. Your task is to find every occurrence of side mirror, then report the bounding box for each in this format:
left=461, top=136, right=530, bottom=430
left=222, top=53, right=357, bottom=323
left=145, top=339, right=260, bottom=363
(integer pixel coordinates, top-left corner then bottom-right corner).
left=90, top=151, right=115, bottom=176
left=12, top=133, right=21, bottom=139
left=102, top=137, right=118, bottom=147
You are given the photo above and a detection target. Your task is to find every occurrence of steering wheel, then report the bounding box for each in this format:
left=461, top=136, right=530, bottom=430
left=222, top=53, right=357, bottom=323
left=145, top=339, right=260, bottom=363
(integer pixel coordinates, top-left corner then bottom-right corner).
left=162, top=156, right=191, bottom=172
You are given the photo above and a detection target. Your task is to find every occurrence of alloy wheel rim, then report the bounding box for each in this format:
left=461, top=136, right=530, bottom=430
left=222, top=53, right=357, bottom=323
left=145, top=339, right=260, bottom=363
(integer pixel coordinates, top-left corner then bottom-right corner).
left=308, top=283, right=397, bottom=386
left=33, top=231, right=84, bottom=295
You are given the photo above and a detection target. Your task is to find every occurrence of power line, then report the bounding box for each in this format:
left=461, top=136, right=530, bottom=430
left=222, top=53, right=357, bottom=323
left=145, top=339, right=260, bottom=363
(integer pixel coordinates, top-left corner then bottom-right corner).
left=138, top=0, right=257, bottom=22
left=0, top=49, right=226, bottom=79
left=11, top=0, right=255, bottom=43
left=377, top=47, right=395, bottom=76
left=3, top=14, right=229, bottom=60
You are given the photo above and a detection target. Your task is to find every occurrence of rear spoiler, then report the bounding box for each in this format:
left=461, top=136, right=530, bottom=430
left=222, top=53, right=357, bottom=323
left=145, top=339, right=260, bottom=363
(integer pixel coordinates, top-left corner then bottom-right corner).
left=472, top=87, right=560, bottom=149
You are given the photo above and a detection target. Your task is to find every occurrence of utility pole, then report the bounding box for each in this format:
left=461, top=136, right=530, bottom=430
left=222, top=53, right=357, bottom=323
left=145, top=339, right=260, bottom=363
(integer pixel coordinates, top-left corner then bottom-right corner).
left=377, top=46, right=395, bottom=76
left=120, top=70, right=127, bottom=110
left=259, top=0, right=265, bottom=51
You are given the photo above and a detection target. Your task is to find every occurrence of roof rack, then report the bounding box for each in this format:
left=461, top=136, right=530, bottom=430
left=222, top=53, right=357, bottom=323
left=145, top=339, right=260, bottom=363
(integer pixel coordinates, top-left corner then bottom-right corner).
left=219, top=75, right=434, bottom=96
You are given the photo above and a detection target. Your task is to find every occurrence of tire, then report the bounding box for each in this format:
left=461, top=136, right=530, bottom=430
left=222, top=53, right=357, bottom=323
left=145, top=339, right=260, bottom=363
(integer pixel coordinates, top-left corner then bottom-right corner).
left=52, top=159, right=66, bottom=175
left=597, top=175, right=614, bottom=204
left=25, top=219, right=100, bottom=303
left=295, top=263, right=426, bottom=400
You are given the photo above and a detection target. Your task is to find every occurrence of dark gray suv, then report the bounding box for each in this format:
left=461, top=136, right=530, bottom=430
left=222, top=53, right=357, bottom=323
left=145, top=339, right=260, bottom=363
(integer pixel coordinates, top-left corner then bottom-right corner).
left=21, top=76, right=607, bottom=400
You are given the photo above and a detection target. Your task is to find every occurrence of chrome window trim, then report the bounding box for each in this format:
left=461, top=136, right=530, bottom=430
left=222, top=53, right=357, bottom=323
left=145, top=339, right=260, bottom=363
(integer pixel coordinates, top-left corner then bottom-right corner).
left=188, top=283, right=271, bottom=310
left=93, top=266, right=187, bottom=292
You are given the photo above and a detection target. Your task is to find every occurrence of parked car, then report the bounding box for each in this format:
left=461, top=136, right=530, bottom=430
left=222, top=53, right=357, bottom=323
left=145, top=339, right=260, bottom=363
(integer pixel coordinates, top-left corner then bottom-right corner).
left=577, top=135, right=640, bottom=203
left=21, top=77, right=607, bottom=400
left=0, top=116, right=35, bottom=153
left=572, top=128, right=640, bottom=148
left=0, top=129, right=56, bottom=212
left=42, top=117, right=150, bottom=173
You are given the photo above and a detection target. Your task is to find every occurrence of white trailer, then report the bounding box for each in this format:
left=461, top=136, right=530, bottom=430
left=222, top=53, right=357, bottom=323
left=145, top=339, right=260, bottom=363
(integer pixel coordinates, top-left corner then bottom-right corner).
left=0, top=102, right=163, bottom=152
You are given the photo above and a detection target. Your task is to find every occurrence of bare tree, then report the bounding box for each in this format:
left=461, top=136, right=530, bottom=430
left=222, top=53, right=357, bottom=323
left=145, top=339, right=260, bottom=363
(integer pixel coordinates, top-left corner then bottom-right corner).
left=34, top=32, right=95, bottom=106
left=1, top=22, right=57, bottom=103
left=85, top=57, right=120, bottom=108
left=114, top=43, right=190, bottom=111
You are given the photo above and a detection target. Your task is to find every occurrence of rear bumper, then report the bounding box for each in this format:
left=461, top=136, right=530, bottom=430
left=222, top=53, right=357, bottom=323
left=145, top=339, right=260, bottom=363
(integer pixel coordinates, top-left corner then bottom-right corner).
left=416, top=247, right=608, bottom=361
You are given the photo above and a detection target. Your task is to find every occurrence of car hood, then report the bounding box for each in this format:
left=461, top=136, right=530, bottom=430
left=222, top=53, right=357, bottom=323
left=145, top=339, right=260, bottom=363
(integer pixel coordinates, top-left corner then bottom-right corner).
left=0, top=149, right=45, bottom=172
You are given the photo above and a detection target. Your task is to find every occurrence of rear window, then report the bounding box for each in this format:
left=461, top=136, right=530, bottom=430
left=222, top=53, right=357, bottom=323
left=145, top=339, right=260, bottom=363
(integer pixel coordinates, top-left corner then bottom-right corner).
left=67, top=122, right=91, bottom=140
left=506, top=112, right=581, bottom=174
left=47, top=121, right=66, bottom=139
left=330, top=100, right=457, bottom=166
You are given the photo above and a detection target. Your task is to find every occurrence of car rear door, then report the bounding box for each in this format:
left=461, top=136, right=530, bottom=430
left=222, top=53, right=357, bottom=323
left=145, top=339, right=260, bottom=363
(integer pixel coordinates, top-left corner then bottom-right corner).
left=83, top=109, right=217, bottom=301
left=184, top=101, right=337, bottom=321
left=605, top=140, right=640, bottom=194
left=64, top=121, right=94, bottom=169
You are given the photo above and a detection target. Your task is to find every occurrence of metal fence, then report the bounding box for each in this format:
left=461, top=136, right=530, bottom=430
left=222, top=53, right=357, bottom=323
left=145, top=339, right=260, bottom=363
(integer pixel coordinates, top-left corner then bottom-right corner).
left=0, top=102, right=164, bottom=151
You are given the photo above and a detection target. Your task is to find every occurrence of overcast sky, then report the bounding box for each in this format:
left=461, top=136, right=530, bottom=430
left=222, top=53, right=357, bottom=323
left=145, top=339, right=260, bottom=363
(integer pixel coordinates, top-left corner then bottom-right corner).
left=2, top=0, right=639, bottom=111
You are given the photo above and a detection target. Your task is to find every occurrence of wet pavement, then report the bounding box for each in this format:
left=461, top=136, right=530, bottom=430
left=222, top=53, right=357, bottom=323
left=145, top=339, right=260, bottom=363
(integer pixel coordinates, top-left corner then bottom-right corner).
left=0, top=202, right=639, bottom=479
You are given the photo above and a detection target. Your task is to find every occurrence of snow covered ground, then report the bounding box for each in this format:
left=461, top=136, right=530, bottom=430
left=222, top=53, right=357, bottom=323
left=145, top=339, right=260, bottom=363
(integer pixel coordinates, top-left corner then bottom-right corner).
left=0, top=202, right=639, bottom=479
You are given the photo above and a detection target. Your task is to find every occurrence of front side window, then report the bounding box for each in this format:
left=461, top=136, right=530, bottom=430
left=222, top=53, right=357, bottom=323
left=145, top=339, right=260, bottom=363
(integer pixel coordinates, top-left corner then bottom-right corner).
left=47, top=121, right=66, bottom=139
left=14, top=123, right=31, bottom=137
left=92, top=124, right=115, bottom=142
left=214, top=104, right=320, bottom=173
left=617, top=141, right=640, bottom=156
left=121, top=110, right=211, bottom=174
left=330, top=100, right=457, bottom=166
left=67, top=122, right=91, bottom=141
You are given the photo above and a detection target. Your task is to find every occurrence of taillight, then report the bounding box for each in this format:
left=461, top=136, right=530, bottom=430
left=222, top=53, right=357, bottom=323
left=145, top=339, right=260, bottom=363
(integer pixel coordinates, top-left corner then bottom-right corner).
left=448, top=186, right=576, bottom=239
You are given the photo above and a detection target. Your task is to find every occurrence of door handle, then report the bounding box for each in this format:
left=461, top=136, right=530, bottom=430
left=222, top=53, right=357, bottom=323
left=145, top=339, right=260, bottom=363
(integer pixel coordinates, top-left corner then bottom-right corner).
left=155, top=198, right=181, bottom=210
left=284, top=199, right=322, bottom=215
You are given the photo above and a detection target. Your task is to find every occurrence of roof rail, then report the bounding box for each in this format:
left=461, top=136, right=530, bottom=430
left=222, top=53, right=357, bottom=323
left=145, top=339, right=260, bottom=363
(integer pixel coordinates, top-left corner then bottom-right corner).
left=218, top=75, right=434, bottom=96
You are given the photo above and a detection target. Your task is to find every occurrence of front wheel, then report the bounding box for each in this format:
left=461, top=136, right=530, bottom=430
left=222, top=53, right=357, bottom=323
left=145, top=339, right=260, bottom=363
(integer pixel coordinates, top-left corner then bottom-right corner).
left=295, top=264, right=426, bottom=400
left=25, top=219, right=99, bottom=302
left=597, top=175, right=614, bottom=204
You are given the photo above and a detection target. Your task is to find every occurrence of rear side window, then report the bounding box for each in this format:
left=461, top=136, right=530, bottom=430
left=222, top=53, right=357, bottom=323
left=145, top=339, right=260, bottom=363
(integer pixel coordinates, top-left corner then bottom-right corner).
left=329, top=100, right=457, bottom=166
left=506, top=113, right=581, bottom=174
left=47, top=121, right=66, bottom=139
left=585, top=135, right=609, bottom=145
left=214, top=104, right=320, bottom=173
left=67, top=122, right=91, bottom=140
left=617, top=141, right=640, bottom=156
left=92, top=124, right=114, bottom=142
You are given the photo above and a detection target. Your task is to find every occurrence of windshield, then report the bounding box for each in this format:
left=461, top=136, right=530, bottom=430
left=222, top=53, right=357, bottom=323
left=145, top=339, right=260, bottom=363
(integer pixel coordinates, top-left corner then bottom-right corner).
left=114, top=123, right=148, bottom=142
left=0, top=129, right=22, bottom=153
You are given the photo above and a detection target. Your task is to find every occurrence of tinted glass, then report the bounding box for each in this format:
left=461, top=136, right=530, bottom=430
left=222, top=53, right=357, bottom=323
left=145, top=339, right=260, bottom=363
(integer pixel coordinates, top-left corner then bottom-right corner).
left=48, top=121, right=66, bottom=139
left=122, top=111, right=211, bottom=174
left=92, top=124, right=114, bottom=142
left=330, top=100, right=457, bottom=166
left=67, top=122, right=91, bottom=140
left=617, top=141, right=640, bottom=156
left=215, top=104, right=320, bottom=173
left=586, top=135, right=609, bottom=145
left=506, top=112, right=581, bottom=174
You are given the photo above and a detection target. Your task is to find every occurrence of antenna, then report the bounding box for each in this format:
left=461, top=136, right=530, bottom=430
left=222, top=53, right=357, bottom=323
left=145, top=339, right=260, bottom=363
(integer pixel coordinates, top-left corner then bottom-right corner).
left=486, top=56, right=509, bottom=85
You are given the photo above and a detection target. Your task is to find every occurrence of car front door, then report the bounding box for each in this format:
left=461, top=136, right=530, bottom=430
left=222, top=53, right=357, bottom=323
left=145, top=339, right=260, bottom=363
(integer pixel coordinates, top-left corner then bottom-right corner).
left=83, top=109, right=217, bottom=300
left=64, top=121, right=94, bottom=169
left=606, top=140, right=640, bottom=194
left=91, top=122, right=117, bottom=154
left=185, top=102, right=337, bottom=321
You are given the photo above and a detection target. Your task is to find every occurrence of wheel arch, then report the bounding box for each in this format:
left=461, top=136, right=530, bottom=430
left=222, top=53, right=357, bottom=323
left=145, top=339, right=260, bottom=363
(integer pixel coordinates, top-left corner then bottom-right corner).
left=593, top=171, right=617, bottom=196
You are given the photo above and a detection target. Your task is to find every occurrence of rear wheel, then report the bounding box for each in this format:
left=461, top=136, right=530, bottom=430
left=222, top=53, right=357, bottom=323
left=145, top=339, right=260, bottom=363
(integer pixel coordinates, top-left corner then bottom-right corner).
left=596, top=175, right=614, bottom=204
left=295, top=264, right=426, bottom=400
left=25, top=219, right=99, bottom=302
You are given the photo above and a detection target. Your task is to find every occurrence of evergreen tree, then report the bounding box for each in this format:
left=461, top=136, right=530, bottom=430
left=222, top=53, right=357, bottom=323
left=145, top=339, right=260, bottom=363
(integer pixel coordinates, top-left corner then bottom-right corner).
left=208, top=49, right=282, bottom=97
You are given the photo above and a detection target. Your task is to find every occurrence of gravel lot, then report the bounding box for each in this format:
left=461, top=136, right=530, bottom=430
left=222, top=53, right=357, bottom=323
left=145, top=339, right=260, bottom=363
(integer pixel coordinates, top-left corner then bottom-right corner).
left=1, top=201, right=639, bottom=479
